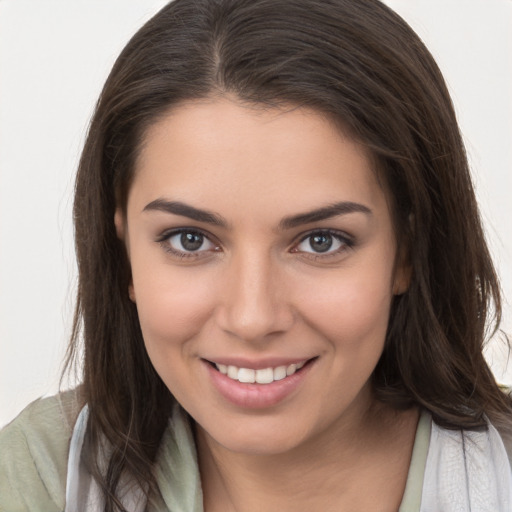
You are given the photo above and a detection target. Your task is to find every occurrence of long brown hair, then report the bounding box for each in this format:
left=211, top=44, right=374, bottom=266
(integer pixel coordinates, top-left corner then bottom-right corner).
left=66, top=0, right=511, bottom=508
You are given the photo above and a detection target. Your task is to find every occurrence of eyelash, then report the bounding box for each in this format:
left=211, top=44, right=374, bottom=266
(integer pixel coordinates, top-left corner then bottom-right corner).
left=155, top=228, right=355, bottom=261
left=156, top=228, right=220, bottom=260
left=292, top=229, right=355, bottom=260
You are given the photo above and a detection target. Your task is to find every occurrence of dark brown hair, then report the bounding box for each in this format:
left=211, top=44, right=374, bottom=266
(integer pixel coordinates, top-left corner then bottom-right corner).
left=67, top=0, right=511, bottom=508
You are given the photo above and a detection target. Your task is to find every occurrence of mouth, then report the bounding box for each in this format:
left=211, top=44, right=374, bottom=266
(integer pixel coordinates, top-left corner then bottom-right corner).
left=206, top=358, right=315, bottom=384
left=204, top=357, right=317, bottom=409
left=212, top=360, right=306, bottom=384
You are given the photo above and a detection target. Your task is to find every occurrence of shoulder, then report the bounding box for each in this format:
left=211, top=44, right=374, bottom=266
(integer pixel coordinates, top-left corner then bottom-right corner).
left=0, top=389, right=82, bottom=512
left=496, top=385, right=512, bottom=466
left=495, top=421, right=512, bottom=468
left=420, top=412, right=512, bottom=511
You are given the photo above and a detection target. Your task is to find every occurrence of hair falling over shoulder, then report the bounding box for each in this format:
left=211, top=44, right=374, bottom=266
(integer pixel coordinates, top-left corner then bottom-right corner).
left=64, top=0, right=512, bottom=508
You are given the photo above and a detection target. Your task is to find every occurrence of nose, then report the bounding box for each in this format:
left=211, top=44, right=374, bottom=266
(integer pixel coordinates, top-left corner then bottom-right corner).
left=215, top=249, right=294, bottom=343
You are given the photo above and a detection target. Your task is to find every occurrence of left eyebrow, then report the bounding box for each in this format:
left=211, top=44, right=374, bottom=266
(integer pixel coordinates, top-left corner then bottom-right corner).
left=142, top=199, right=229, bottom=228
left=278, top=201, right=372, bottom=230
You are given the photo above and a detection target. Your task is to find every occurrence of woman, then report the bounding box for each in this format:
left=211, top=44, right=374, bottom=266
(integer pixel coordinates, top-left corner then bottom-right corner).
left=1, top=0, right=511, bottom=511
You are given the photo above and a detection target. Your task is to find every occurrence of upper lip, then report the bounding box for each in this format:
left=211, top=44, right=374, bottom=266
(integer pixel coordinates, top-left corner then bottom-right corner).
left=204, top=356, right=316, bottom=370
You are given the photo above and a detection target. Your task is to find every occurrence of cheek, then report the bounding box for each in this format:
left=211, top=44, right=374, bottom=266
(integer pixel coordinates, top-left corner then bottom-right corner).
left=131, top=265, right=218, bottom=351
left=131, top=267, right=219, bottom=399
left=296, top=263, right=394, bottom=352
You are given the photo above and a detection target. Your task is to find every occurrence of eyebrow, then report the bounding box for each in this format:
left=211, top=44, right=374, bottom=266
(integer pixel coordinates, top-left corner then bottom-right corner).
left=278, top=201, right=372, bottom=230
left=143, top=198, right=371, bottom=229
left=143, top=199, right=229, bottom=227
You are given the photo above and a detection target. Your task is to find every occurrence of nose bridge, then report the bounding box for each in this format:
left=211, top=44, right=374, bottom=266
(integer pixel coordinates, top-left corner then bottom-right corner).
left=218, top=246, right=292, bottom=342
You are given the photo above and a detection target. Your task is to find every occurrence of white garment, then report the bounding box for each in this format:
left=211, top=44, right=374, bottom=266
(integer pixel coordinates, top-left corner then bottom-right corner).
left=421, top=420, right=512, bottom=512
left=65, top=406, right=512, bottom=512
left=65, top=406, right=147, bottom=512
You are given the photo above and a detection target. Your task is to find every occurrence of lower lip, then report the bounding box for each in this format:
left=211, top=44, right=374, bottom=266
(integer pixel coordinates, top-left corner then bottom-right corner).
left=205, top=360, right=315, bottom=409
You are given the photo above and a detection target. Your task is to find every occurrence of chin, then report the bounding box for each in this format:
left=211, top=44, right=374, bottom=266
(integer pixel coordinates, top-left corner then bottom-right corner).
left=196, top=410, right=316, bottom=457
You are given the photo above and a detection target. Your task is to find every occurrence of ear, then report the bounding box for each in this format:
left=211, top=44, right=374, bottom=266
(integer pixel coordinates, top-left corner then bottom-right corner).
left=114, top=208, right=125, bottom=240
left=128, top=283, right=136, bottom=303
left=393, top=244, right=412, bottom=295
left=114, top=208, right=136, bottom=303
left=393, top=264, right=411, bottom=295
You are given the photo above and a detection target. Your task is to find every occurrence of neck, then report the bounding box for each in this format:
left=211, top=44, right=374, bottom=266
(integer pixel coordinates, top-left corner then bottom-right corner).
left=196, top=402, right=419, bottom=512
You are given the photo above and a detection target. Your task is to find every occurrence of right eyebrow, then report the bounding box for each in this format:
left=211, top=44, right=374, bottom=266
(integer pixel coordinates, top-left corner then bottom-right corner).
left=142, top=199, right=229, bottom=228
left=278, top=201, right=372, bottom=230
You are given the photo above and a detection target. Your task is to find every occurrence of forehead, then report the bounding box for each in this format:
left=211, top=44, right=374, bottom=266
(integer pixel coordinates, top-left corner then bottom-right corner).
left=129, top=97, right=390, bottom=222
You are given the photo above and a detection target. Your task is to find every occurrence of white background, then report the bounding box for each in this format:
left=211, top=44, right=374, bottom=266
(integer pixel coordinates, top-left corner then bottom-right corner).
left=1, top=0, right=511, bottom=427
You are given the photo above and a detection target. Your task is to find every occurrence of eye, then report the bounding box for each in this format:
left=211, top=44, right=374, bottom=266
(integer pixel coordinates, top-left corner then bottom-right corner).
left=157, top=229, right=219, bottom=258
left=293, top=230, right=353, bottom=256
left=170, top=231, right=210, bottom=252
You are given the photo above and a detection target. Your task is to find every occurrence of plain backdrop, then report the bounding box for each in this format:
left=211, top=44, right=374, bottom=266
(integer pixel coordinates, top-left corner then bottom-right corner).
left=1, top=0, right=511, bottom=427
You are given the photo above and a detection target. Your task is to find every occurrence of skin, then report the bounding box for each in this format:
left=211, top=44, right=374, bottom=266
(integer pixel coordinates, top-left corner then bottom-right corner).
left=116, top=96, right=417, bottom=511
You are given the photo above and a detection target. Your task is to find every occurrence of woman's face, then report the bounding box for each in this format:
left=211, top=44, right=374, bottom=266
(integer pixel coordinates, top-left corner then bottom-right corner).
left=119, top=97, right=408, bottom=455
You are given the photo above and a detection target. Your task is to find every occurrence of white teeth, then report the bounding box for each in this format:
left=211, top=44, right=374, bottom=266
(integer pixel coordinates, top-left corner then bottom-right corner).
left=227, top=365, right=238, bottom=379
left=238, top=368, right=255, bottom=383
left=286, top=363, right=297, bottom=376
left=273, top=366, right=287, bottom=381
left=255, top=368, right=274, bottom=384
left=214, top=361, right=307, bottom=384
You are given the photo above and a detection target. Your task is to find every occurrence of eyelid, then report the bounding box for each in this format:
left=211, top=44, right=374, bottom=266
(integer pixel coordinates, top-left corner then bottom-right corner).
left=155, top=226, right=354, bottom=261
left=290, top=229, right=355, bottom=257
left=156, top=227, right=221, bottom=258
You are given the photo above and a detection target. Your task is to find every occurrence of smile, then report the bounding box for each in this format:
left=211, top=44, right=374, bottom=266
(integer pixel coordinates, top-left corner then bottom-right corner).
left=206, top=357, right=316, bottom=408
left=214, top=361, right=307, bottom=384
